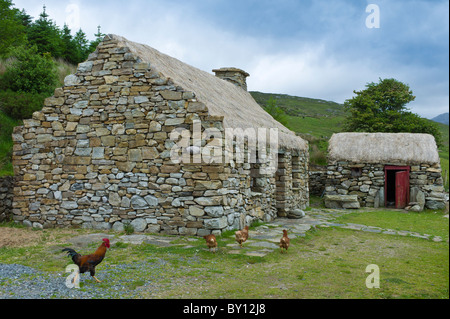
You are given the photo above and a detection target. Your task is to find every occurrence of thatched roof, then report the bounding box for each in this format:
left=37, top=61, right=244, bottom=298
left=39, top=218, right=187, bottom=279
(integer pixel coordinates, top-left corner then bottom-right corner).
left=107, top=35, right=307, bottom=151
left=328, top=133, right=440, bottom=165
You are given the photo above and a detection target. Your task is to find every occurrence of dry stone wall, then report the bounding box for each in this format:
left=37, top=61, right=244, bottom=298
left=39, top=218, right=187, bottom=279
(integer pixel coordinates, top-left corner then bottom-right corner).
left=410, top=163, right=446, bottom=210
left=0, top=176, right=14, bottom=222
left=324, top=162, right=385, bottom=207
left=308, top=166, right=327, bottom=196
left=275, top=150, right=309, bottom=217
left=324, top=161, right=446, bottom=210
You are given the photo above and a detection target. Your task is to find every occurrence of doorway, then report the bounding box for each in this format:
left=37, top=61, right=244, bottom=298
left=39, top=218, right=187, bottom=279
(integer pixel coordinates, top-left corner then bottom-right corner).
left=384, top=166, right=410, bottom=208
left=275, top=152, right=288, bottom=217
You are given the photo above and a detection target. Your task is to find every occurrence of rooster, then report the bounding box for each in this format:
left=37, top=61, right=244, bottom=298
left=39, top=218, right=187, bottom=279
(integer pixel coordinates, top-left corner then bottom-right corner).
left=235, top=226, right=249, bottom=248
left=279, top=230, right=290, bottom=253
left=203, top=234, right=217, bottom=253
left=62, top=238, right=110, bottom=283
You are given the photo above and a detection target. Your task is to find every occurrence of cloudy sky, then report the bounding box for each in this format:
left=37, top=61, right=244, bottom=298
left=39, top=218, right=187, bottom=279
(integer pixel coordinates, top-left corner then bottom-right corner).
left=12, top=0, right=449, bottom=119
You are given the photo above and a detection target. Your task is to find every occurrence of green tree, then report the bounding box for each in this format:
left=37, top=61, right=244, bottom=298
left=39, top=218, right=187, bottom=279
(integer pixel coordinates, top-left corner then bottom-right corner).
left=27, top=5, right=63, bottom=58
left=88, top=25, right=106, bottom=53
left=15, top=8, right=33, bottom=28
left=343, top=78, right=442, bottom=146
left=264, top=97, right=290, bottom=128
left=60, top=24, right=79, bottom=64
left=73, top=28, right=90, bottom=62
left=0, top=0, right=27, bottom=57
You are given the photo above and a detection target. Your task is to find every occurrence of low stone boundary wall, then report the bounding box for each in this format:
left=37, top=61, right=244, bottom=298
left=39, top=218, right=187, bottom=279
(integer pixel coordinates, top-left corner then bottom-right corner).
left=0, top=176, right=14, bottom=222
left=309, top=167, right=327, bottom=196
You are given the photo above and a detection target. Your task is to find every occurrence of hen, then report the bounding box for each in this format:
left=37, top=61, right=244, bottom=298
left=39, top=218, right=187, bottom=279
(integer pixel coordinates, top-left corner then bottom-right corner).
left=279, top=229, right=290, bottom=253
left=235, top=226, right=249, bottom=248
left=62, top=238, right=110, bottom=283
left=203, top=234, right=217, bottom=253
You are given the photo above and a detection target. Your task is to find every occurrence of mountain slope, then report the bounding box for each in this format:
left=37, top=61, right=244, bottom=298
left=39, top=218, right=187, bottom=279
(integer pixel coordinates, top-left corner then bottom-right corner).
left=250, top=92, right=449, bottom=190
left=432, top=112, right=449, bottom=125
left=250, top=91, right=346, bottom=165
left=250, top=91, right=346, bottom=119
left=250, top=91, right=347, bottom=137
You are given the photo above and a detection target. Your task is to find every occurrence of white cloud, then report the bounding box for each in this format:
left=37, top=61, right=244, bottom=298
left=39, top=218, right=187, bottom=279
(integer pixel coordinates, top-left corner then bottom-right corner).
left=11, top=0, right=449, bottom=118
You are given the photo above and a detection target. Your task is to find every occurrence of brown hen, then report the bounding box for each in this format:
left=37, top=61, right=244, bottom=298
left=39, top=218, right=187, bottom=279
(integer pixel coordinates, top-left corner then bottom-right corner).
left=235, top=226, right=249, bottom=248
left=203, top=234, right=218, bottom=253
left=279, top=229, right=290, bottom=253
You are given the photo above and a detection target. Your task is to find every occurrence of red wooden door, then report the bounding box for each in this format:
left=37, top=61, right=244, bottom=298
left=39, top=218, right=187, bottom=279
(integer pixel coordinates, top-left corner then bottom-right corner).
left=395, top=171, right=409, bottom=209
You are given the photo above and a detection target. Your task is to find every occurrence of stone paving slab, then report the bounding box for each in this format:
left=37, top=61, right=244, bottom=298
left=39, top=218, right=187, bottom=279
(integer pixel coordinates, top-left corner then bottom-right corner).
left=245, top=251, right=270, bottom=257
left=248, top=241, right=279, bottom=249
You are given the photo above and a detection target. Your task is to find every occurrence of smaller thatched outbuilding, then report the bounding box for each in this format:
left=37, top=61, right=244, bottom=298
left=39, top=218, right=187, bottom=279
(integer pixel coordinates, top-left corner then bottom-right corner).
left=324, top=133, right=446, bottom=210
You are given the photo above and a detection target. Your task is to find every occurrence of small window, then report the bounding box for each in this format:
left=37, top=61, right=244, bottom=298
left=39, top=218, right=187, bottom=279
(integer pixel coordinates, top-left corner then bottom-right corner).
left=251, top=150, right=264, bottom=193
left=250, top=165, right=263, bottom=192
left=351, top=168, right=362, bottom=177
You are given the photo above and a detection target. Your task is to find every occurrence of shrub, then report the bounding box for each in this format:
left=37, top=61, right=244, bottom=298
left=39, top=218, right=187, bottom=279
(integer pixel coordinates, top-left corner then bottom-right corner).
left=123, top=221, right=135, bottom=235
left=264, top=97, right=290, bottom=129
left=0, top=109, right=21, bottom=176
left=0, top=90, right=46, bottom=120
left=310, top=144, right=327, bottom=166
left=0, top=45, right=57, bottom=95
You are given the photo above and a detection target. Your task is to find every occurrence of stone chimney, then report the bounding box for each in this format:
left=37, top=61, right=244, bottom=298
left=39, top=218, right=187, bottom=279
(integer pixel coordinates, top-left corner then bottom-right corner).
left=212, top=67, right=250, bottom=91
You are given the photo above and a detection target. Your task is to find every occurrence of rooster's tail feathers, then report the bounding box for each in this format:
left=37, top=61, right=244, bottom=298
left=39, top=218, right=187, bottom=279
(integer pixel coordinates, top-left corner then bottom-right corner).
left=62, top=248, right=79, bottom=258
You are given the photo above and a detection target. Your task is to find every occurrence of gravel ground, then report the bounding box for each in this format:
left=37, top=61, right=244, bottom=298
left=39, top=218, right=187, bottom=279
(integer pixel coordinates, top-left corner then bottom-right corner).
left=0, top=259, right=171, bottom=299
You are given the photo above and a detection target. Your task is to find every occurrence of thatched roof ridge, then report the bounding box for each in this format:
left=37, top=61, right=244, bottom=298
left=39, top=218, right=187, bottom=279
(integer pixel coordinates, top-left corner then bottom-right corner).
left=107, top=34, right=307, bottom=151
left=328, top=133, right=440, bottom=165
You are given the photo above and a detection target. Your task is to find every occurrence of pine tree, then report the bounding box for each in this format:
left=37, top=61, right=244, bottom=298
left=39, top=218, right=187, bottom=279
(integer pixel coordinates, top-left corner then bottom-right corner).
left=16, top=8, right=33, bottom=28
left=27, top=5, right=63, bottom=58
left=0, top=0, right=27, bottom=57
left=74, top=28, right=89, bottom=62
left=88, top=25, right=106, bottom=52
left=60, top=24, right=78, bottom=64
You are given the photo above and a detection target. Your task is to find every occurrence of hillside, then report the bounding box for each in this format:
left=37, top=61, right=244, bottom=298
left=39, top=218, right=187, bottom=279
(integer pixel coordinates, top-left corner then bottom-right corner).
left=250, top=91, right=347, bottom=165
left=250, top=91, right=449, bottom=190
left=250, top=91, right=346, bottom=119
left=250, top=92, right=347, bottom=137
left=250, top=91, right=448, bottom=146
left=432, top=112, right=449, bottom=125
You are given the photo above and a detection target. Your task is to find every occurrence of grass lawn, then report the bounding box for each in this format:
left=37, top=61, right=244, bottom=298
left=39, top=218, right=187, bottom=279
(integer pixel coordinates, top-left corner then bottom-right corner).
left=0, top=208, right=448, bottom=299
left=334, top=210, right=449, bottom=241
left=147, top=227, right=448, bottom=299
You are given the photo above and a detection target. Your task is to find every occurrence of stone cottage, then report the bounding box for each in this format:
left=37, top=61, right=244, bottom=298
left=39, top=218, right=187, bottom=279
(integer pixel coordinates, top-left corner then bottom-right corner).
left=323, top=133, right=446, bottom=211
left=11, top=34, right=309, bottom=235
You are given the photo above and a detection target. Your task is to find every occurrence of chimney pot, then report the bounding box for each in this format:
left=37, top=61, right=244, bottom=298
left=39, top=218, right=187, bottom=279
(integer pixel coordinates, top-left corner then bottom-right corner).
left=212, top=67, right=249, bottom=91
